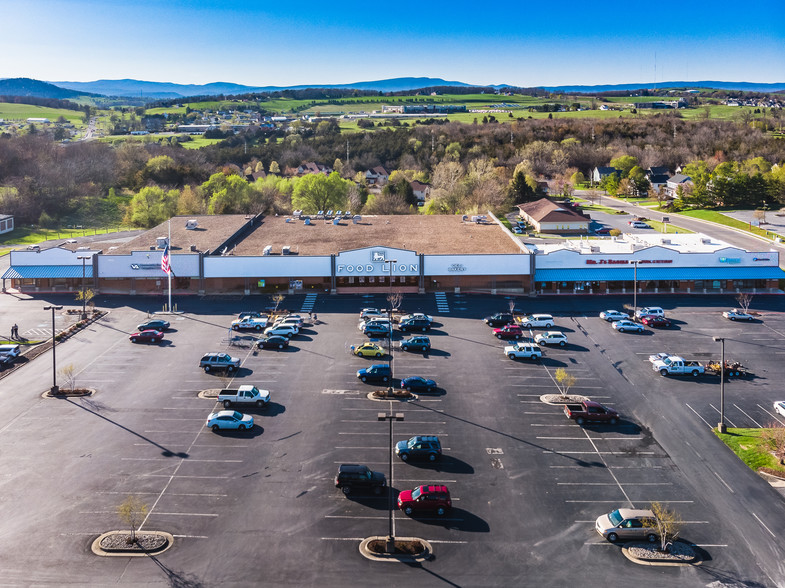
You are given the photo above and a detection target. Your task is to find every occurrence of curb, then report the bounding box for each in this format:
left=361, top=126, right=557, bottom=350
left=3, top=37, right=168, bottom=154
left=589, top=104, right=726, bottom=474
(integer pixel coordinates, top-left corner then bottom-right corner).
left=358, top=536, right=433, bottom=563
left=539, top=394, right=588, bottom=405
left=366, top=391, right=418, bottom=403
left=91, top=531, right=174, bottom=557
left=198, top=389, right=221, bottom=399
left=621, top=543, right=702, bottom=567
left=42, top=388, right=95, bottom=399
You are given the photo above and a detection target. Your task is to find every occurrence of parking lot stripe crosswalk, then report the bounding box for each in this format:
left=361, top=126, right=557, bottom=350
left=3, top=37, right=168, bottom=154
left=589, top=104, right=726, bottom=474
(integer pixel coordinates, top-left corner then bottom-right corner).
left=435, top=292, right=449, bottom=313
left=300, top=293, right=318, bottom=312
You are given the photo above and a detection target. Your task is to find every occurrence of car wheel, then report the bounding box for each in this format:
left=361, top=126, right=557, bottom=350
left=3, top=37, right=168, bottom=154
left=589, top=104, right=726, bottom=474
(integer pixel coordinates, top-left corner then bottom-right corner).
left=131, top=338, right=137, bottom=343
left=692, top=370, right=699, bottom=377
left=375, top=352, right=381, bottom=357
left=400, top=453, right=409, bottom=462
left=608, top=532, right=618, bottom=542
left=212, top=425, right=219, bottom=432
left=428, top=453, right=437, bottom=462
left=576, top=417, right=585, bottom=425
left=238, top=425, right=246, bottom=431
left=278, top=344, right=284, bottom=349
left=223, top=400, right=232, bottom=408
left=545, top=323, right=553, bottom=328
left=508, top=353, right=515, bottom=359
left=559, top=341, right=566, bottom=347
left=620, top=328, right=626, bottom=333
left=342, top=486, right=351, bottom=495
left=436, top=507, right=446, bottom=516
left=382, top=376, right=388, bottom=382
left=647, top=533, right=657, bottom=543
left=609, top=417, right=617, bottom=425
left=660, top=369, right=668, bottom=376
left=204, top=365, right=211, bottom=372
left=730, top=317, right=736, bottom=321
left=404, top=506, right=413, bottom=516
left=422, top=327, right=427, bottom=332
left=406, top=386, right=412, bottom=392
left=233, top=325, right=239, bottom=331
left=227, top=366, right=235, bottom=372
left=496, top=334, right=502, bottom=339
left=255, top=325, right=262, bottom=331
left=256, top=400, right=265, bottom=407
left=422, top=346, right=428, bottom=352
left=361, top=376, right=367, bottom=382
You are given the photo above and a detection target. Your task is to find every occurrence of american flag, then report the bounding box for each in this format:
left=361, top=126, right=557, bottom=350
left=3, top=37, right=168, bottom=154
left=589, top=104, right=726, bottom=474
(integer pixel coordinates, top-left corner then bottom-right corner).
left=161, top=245, right=171, bottom=274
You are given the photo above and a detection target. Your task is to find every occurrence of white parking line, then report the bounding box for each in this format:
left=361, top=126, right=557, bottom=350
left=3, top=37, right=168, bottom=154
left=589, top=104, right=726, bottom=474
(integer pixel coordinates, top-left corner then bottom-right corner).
left=757, top=404, right=785, bottom=425
left=172, top=535, right=209, bottom=539
left=544, top=450, right=656, bottom=455
left=733, top=404, right=763, bottom=428
left=753, top=513, right=776, bottom=538
left=142, top=474, right=230, bottom=479
left=121, top=458, right=242, bottom=463
left=340, top=420, right=446, bottom=424
left=558, top=482, right=672, bottom=486
left=566, top=500, right=693, bottom=503
left=713, top=470, right=735, bottom=493
left=708, top=404, right=737, bottom=427
left=685, top=403, right=713, bottom=429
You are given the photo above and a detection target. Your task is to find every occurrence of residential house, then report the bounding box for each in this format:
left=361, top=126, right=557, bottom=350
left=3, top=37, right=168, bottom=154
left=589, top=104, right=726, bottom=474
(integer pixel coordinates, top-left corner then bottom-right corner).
left=666, top=174, right=693, bottom=198
left=646, top=168, right=671, bottom=194
left=410, top=180, right=431, bottom=203
left=591, top=167, right=619, bottom=184
left=365, top=166, right=390, bottom=186
left=297, top=162, right=332, bottom=176
left=517, top=199, right=590, bottom=234
left=0, top=215, right=13, bottom=235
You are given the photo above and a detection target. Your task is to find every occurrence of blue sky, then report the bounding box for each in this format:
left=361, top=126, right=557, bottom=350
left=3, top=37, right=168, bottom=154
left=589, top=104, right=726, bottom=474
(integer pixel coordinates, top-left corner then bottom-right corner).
left=4, top=0, right=784, bottom=87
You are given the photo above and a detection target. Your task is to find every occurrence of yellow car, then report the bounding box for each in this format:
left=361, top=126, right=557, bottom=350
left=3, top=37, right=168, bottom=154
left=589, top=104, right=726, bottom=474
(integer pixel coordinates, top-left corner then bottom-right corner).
left=352, top=342, right=385, bottom=358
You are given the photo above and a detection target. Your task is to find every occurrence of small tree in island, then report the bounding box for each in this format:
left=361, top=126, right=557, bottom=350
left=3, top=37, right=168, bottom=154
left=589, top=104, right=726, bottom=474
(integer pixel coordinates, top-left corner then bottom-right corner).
left=643, top=501, right=683, bottom=553
left=554, top=368, right=577, bottom=401
left=117, top=495, right=148, bottom=545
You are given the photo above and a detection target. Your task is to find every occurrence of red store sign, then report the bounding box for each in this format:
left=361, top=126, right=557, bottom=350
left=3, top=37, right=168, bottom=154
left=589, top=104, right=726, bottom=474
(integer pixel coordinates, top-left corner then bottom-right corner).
left=585, top=259, right=673, bottom=265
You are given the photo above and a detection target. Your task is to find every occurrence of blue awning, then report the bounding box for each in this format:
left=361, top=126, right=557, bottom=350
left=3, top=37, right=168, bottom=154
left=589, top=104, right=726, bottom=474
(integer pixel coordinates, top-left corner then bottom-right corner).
left=535, top=266, right=785, bottom=282
left=2, top=265, right=94, bottom=279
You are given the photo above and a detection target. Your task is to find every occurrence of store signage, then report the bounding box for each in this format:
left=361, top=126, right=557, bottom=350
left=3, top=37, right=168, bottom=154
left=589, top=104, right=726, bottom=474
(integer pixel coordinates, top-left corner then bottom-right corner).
left=336, top=263, right=419, bottom=274
left=718, top=257, right=741, bottom=264
left=371, top=251, right=386, bottom=262
left=130, top=263, right=163, bottom=270
left=447, top=263, right=466, bottom=272
left=289, top=280, right=303, bottom=289
left=585, top=259, right=673, bottom=265
left=752, top=257, right=771, bottom=262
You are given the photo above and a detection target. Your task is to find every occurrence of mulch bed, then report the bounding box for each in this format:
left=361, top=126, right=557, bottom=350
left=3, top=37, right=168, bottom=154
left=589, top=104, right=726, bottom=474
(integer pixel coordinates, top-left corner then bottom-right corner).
left=46, top=388, right=94, bottom=398
left=371, top=389, right=413, bottom=399
left=759, top=467, right=785, bottom=479
left=627, top=541, right=696, bottom=562
left=367, top=539, right=424, bottom=556
left=100, top=532, right=168, bottom=553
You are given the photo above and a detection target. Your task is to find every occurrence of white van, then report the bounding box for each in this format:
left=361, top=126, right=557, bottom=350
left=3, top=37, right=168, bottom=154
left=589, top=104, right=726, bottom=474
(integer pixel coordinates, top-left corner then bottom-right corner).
left=635, top=307, right=665, bottom=319
left=519, top=314, right=555, bottom=328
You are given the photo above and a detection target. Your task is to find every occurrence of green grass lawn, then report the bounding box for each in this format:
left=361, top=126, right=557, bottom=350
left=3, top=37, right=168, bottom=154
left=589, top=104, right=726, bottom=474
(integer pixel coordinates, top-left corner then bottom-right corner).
left=0, top=103, right=86, bottom=126
left=179, top=136, right=226, bottom=149
left=0, top=226, right=134, bottom=246
left=579, top=203, right=626, bottom=215
left=645, top=220, right=693, bottom=234
left=674, top=209, right=785, bottom=240
left=716, top=427, right=785, bottom=476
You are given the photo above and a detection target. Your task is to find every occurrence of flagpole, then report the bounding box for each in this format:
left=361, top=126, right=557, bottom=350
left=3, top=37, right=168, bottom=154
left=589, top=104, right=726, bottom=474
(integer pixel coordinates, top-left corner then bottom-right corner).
left=167, top=219, right=172, bottom=313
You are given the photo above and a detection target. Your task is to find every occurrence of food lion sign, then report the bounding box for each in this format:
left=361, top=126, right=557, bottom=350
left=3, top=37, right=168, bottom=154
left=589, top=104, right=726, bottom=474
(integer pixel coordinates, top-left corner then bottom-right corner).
left=335, top=248, right=419, bottom=276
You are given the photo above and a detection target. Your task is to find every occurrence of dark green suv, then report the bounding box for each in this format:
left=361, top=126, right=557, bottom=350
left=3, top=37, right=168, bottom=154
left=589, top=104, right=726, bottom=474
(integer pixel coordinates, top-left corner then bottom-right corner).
left=395, top=436, right=442, bottom=462
left=335, top=464, right=387, bottom=495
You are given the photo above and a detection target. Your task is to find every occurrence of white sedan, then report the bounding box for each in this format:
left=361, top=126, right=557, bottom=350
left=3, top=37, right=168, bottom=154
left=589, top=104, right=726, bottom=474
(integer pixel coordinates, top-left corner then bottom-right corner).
left=264, top=324, right=298, bottom=337
left=398, top=313, right=433, bottom=323
left=600, top=310, right=629, bottom=322
left=612, top=320, right=644, bottom=333
left=723, top=309, right=754, bottom=322
left=360, top=308, right=384, bottom=320
left=206, top=410, right=254, bottom=432
left=774, top=401, right=785, bottom=417
left=534, top=331, right=568, bottom=347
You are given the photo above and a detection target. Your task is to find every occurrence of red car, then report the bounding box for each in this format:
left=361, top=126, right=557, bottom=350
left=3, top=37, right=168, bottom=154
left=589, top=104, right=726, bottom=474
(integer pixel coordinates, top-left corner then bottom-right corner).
left=397, top=485, right=452, bottom=516
left=129, top=329, right=164, bottom=343
left=640, top=315, right=671, bottom=328
left=493, top=324, right=523, bottom=340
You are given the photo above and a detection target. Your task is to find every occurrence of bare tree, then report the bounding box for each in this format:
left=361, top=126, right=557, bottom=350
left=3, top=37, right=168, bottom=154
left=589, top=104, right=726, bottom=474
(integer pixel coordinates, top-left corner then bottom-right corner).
left=117, top=495, right=148, bottom=544
left=643, top=501, right=683, bottom=553
left=735, top=292, right=753, bottom=313
left=753, top=208, right=767, bottom=225
left=760, top=424, right=785, bottom=466
left=554, top=368, right=576, bottom=400
left=58, top=363, right=76, bottom=393
left=386, top=292, right=403, bottom=316
left=271, top=293, right=285, bottom=315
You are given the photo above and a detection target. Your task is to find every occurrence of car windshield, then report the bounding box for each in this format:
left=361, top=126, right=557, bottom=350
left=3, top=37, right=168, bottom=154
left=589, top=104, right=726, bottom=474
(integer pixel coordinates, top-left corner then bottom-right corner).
left=411, top=486, right=422, bottom=500
left=407, top=438, right=417, bottom=449
left=608, top=510, right=623, bottom=526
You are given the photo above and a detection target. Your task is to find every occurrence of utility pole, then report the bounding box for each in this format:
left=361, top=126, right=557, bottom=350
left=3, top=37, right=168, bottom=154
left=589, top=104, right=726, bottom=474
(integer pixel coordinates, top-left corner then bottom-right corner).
left=44, top=305, right=63, bottom=394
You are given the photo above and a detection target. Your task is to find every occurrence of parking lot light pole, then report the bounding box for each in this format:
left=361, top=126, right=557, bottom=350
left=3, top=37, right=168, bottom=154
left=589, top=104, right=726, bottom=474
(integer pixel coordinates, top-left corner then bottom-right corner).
left=713, top=336, right=727, bottom=433
left=630, top=260, right=639, bottom=318
left=378, top=411, right=404, bottom=553
left=44, top=305, right=63, bottom=394
left=77, top=255, right=90, bottom=320
left=384, top=259, right=397, bottom=397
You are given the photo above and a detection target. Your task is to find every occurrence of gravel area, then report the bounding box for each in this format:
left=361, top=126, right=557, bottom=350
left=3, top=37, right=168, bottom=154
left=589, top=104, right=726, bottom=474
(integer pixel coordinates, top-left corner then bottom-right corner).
left=100, top=532, right=167, bottom=552
left=627, top=541, right=696, bottom=561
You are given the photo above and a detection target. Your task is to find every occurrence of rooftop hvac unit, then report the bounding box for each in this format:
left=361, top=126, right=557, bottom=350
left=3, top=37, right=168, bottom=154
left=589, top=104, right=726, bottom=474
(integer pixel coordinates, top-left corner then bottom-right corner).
left=293, top=210, right=302, bottom=218
left=352, top=215, right=361, bottom=224
left=304, top=217, right=311, bottom=225
left=333, top=218, right=340, bottom=225
left=263, top=245, right=272, bottom=256
left=282, top=245, right=291, bottom=255
left=190, top=245, right=198, bottom=252
left=285, top=217, right=291, bottom=223
left=701, top=237, right=712, bottom=244
left=156, top=236, right=169, bottom=249
left=76, top=246, right=90, bottom=251
left=149, top=245, right=156, bottom=251
left=185, top=219, right=198, bottom=230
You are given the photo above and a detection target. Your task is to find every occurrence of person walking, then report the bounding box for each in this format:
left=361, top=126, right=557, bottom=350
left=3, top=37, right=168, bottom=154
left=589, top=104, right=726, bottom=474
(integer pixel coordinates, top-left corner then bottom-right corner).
left=11, top=324, right=18, bottom=339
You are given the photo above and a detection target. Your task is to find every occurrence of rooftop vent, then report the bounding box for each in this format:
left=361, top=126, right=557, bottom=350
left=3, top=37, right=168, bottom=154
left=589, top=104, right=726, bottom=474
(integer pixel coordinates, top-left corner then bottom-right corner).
left=333, top=218, right=340, bottom=225
left=304, top=217, right=311, bottom=225
left=185, top=219, right=198, bottom=230
left=282, top=245, right=291, bottom=255
left=156, top=236, right=169, bottom=249
left=190, top=244, right=198, bottom=252
left=352, top=215, right=361, bottom=224
left=263, top=245, right=272, bottom=256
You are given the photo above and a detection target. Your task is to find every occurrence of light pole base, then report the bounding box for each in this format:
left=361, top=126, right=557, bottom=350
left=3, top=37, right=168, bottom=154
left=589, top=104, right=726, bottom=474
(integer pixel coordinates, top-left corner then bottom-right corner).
left=718, top=422, right=727, bottom=434
left=386, top=536, right=396, bottom=554
left=50, top=385, right=59, bottom=395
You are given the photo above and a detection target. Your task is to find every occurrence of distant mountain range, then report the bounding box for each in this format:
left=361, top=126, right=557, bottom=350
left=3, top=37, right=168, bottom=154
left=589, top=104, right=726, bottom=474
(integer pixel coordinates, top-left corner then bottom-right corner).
left=1, top=76, right=783, bottom=100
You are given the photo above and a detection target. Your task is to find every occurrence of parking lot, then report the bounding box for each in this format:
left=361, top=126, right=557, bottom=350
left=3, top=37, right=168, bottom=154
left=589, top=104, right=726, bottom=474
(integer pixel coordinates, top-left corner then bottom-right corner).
left=0, top=293, right=784, bottom=586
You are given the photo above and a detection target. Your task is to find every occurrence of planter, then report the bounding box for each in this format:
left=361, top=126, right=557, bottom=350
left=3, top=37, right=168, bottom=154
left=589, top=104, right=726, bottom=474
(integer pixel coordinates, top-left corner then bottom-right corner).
left=371, top=389, right=413, bottom=399
left=92, top=530, right=173, bottom=557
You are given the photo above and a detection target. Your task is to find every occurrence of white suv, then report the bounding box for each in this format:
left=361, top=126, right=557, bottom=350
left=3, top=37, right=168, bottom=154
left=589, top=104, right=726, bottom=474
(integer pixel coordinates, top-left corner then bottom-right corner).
left=635, top=306, right=664, bottom=319
left=519, top=314, right=554, bottom=328
left=535, top=331, right=568, bottom=347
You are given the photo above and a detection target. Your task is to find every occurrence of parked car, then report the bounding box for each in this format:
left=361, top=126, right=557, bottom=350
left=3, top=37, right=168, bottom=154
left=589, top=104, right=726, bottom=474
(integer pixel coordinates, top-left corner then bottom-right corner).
left=774, top=401, right=785, bottom=417
left=256, top=335, right=289, bottom=349
left=238, top=311, right=264, bottom=319
left=206, top=410, right=254, bottom=432
left=400, top=376, right=437, bottom=393
left=395, top=436, right=442, bottom=462
left=593, top=227, right=611, bottom=235
left=595, top=508, right=658, bottom=543
left=270, top=318, right=299, bottom=333
left=356, top=364, right=390, bottom=383
left=493, top=324, right=524, bottom=340
left=398, top=485, right=451, bottom=516
left=641, top=315, right=671, bottom=328
left=360, top=308, right=385, bottom=320
left=723, top=309, right=754, bottom=321
left=599, top=310, right=629, bottom=322
left=628, top=221, right=651, bottom=229
left=263, top=324, right=298, bottom=338
left=199, top=352, right=240, bottom=372
left=564, top=400, right=619, bottom=425
left=352, top=342, right=385, bottom=358
left=504, top=342, right=542, bottom=360
left=335, top=464, right=386, bottom=496
left=512, top=226, right=523, bottom=234
left=398, top=313, right=433, bottom=324
left=399, top=335, right=431, bottom=352
left=362, top=323, right=391, bottom=338
left=519, top=314, right=554, bottom=328
left=535, top=331, right=568, bottom=347
left=399, top=318, right=432, bottom=332
left=129, top=329, right=163, bottom=343
left=483, top=312, right=515, bottom=327
left=137, top=319, right=170, bottom=331
left=635, top=306, right=664, bottom=319
left=612, top=320, right=644, bottom=333
left=232, top=317, right=268, bottom=331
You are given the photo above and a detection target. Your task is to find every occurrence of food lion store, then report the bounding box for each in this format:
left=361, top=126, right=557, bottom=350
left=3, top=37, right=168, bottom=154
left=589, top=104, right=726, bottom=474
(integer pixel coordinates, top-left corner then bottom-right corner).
left=531, top=235, right=785, bottom=295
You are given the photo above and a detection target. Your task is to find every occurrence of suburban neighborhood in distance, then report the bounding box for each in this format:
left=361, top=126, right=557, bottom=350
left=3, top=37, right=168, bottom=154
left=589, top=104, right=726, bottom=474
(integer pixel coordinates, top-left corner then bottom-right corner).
left=1, top=0, right=785, bottom=585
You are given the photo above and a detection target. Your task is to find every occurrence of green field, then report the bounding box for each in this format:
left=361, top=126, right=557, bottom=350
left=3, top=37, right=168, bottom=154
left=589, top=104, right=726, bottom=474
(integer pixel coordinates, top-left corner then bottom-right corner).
left=0, top=225, right=135, bottom=246
left=0, top=103, right=86, bottom=126
left=179, top=136, right=225, bottom=149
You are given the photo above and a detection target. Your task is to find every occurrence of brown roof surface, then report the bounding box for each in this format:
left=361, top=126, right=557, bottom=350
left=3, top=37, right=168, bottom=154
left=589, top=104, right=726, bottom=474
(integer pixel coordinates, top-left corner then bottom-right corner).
left=93, top=215, right=252, bottom=255
left=517, top=199, right=589, bottom=224
left=233, top=214, right=523, bottom=256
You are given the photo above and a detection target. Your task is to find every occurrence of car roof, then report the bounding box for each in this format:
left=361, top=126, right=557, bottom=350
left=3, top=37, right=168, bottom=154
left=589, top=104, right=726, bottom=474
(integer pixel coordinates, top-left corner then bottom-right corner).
left=413, top=435, right=439, bottom=442
left=420, top=485, right=449, bottom=493
left=616, top=508, right=655, bottom=518
left=339, top=464, right=369, bottom=472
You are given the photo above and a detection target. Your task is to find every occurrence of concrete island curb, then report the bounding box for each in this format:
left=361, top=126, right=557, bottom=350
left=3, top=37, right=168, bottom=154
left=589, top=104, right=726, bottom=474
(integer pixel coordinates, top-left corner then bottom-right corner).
left=359, top=536, right=433, bottom=563
left=621, top=543, right=702, bottom=567
left=539, top=394, right=588, bottom=405
left=42, top=388, right=95, bottom=399
left=198, top=389, right=221, bottom=399
left=91, top=531, right=174, bottom=557
left=365, top=391, right=418, bottom=402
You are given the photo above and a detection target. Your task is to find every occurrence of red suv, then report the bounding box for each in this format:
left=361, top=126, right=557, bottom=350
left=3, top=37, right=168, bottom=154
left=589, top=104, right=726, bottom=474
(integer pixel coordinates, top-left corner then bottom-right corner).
left=492, top=324, right=523, bottom=340
left=641, top=315, right=671, bottom=328
left=397, top=485, right=452, bottom=516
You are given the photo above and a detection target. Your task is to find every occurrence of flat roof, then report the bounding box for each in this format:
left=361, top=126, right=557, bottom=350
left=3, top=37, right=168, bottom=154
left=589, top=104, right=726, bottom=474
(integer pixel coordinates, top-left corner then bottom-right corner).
left=232, top=214, right=525, bottom=256
left=84, top=215, right=252, bottom=255
left=533, top=233, right=741, bottom=255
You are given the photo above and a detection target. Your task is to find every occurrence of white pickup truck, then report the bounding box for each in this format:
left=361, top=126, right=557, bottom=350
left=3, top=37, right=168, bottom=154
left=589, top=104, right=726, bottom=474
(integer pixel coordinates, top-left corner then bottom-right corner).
left=231, top=316, right=268, bottom=331
left=651, top=355, right=705, bottom=377
left=217, top=385, right=271, bottom=408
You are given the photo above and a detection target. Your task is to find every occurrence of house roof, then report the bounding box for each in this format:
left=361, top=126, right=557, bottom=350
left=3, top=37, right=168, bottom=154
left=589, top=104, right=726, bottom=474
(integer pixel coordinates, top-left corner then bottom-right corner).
left=594, top=166, right=618, bottom=175
left=647, top=166, right=669, bottom=176
left=648, top=174, right=670, bottom=184
left=410, top=180, right=431, bottom=191
left=668, top=174, right=692, bottom=184
left=368, top=166, right=389, bottom=176
left=517, top=199, right=589, bottom=224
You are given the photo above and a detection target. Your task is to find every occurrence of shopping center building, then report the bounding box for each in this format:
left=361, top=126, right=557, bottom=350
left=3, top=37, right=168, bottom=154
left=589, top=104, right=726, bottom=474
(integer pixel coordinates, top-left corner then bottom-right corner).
left=3, top=214, right=783, bottom=297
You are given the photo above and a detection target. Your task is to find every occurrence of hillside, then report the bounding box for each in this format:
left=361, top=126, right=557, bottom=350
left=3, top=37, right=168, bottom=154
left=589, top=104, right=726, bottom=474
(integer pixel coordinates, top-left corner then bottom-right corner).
left=0, top=77, right=94, bottom=99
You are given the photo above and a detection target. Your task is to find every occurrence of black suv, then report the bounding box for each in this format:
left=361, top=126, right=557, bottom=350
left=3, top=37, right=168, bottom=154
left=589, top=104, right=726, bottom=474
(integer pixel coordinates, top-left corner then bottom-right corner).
left=484, top=312, right=515, bottom=327
left=334, top=464, right=386, bottom=495
left=399, top=318, right=432, bottom=332
left=356, top=364, right=391, bottom=383
left=395, top=436, right=442, bottom=462
left=400, top=335, right=431, bottom=352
